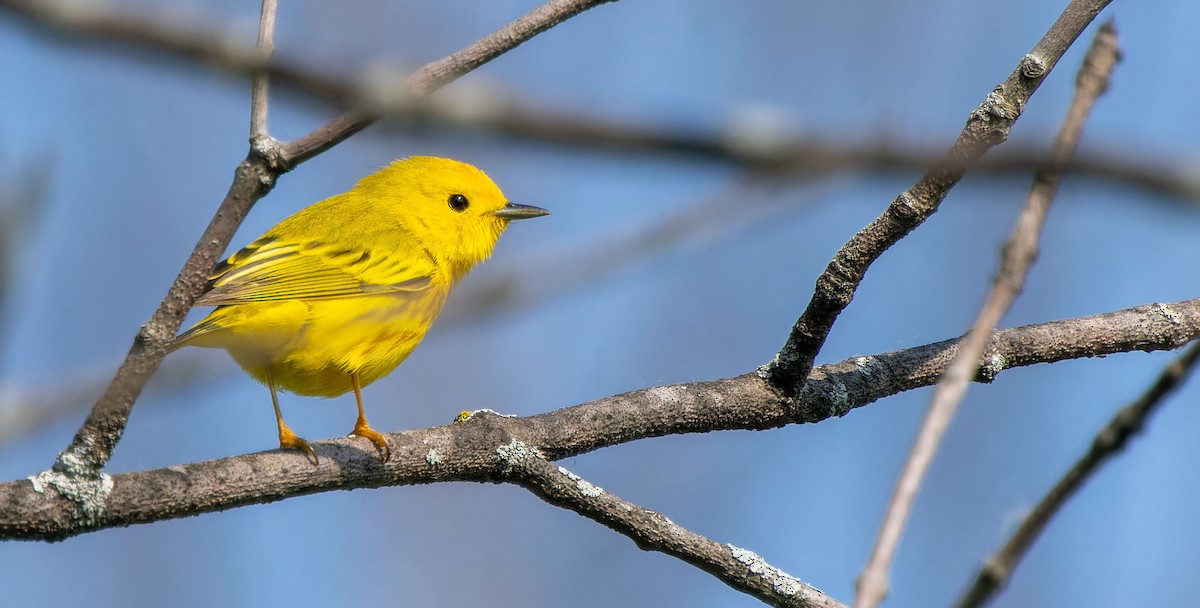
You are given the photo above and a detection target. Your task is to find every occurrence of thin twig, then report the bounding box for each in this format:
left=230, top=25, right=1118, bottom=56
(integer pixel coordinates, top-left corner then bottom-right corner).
left=761, top=0, right=1113, bottom=401
left=48, top=0, right=618, bottom=484
left=955, top=339, right=1200, bottom=608
left=854, top=20, right=1121, bottom=608
left=249, top=0, right=277, bottom=141
left=3, top=296, right=1198, bottom=541
left=277, top=0, right=617, bottom=167
left=505, top=452, right=844, bottom=607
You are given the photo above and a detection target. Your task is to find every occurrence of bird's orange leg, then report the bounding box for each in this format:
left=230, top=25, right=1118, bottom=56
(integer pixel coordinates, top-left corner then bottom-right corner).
left=267, top=368, right=318, bottom=465
left=348, top=372, right=390, bottom=461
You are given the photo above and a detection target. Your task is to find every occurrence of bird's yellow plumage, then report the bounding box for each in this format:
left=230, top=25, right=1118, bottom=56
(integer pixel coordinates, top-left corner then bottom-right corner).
left=174, top=156, right=548, bottom=463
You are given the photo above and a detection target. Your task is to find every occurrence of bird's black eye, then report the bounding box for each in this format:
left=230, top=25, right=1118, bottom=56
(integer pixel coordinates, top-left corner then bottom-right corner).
left=448, top=193, right=469, bottom=212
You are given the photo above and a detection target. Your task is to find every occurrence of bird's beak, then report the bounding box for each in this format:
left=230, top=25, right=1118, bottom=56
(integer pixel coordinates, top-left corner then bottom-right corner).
left=492, top=202, right=549, bottom=220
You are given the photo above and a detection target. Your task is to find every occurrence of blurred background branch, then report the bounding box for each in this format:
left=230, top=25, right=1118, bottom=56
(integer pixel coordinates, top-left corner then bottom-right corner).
left=0, top=151, right=51, bottom=337
left=955, top=339, right=1200, bottom=608
left=0, top=350, right=225, bottom=446
left=857, top=20, right=1121, bottom=607
left=1, top=0, right=1196, bottom=205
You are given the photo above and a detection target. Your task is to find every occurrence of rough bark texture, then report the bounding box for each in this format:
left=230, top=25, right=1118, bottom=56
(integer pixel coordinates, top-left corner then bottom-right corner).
left=4, top=297, right=1196, bottom=542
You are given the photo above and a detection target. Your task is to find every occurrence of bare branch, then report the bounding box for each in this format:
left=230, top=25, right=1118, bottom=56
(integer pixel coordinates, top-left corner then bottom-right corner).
left=3, top=296, right=1197, bottom=542
left=955, top=339, right=1200, bottom=608
left=761, top=0, right=1114, bottom=400
left=506, top=453, right=844, bottom=607
left=854, top=19, right=1121, bottom=608
left=46, top=0, right=618, bottom=482
left=277, top=0, right=617, bottom=166
left=249, top=0, right=278, bottom=141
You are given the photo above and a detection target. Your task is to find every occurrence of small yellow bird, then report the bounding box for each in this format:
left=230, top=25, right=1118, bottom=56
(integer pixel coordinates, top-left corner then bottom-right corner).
left=173, top=156, right=548, bottom=463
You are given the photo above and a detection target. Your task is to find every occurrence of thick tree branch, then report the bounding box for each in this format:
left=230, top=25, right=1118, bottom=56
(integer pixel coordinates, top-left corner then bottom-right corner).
left=505, top=453, right=844, bottom=607
left=955, top=339, right=1200, bottom=608
left=855, top=20, right=1121, bottom=608
left=46, top=0, right=617, bottom=482
left=3, top=297, right=1196, bottom=542
left=762, top=0, right=1114, bottom=398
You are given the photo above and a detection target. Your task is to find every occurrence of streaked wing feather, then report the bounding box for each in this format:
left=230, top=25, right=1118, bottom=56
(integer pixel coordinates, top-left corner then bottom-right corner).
left=196, top=236, right=433, bottom=306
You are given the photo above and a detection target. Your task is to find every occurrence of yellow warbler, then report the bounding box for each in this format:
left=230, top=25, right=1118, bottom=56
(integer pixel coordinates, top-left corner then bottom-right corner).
left=173, top=156, right=548, bottom=463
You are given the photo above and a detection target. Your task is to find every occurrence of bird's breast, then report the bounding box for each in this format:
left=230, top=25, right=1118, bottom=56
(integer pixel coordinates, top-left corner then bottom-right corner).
left=267, top=286, right=453, bottom=396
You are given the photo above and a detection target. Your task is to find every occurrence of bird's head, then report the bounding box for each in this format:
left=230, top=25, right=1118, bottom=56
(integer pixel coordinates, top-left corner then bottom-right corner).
left=356, top=156, right=548, bottom=279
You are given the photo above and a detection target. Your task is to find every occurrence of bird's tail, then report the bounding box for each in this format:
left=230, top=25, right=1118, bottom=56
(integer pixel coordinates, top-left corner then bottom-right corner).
left=169, top=318, right=220, bottom=353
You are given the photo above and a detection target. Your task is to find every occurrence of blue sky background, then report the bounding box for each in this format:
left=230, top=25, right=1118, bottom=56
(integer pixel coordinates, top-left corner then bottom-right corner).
left=2, top=1, right=1199, bottom=606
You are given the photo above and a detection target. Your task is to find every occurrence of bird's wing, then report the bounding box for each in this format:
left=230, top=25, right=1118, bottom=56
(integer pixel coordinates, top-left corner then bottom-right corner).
left=195, top=235, right=435, bottom=306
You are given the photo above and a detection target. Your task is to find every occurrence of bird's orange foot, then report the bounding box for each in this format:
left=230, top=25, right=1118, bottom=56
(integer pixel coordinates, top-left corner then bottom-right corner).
left=278, top=426, right=319, bottom=466
left=350, top=422, right=391, bottom=461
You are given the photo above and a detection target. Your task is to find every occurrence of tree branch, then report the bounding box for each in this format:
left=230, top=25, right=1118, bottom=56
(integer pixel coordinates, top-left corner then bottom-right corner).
left=761, top=0, right=1114, bottom=399
left=955, top=339, right=1200, bottom=608
left=506, top=453, right=844, bottom=607
left=3, top=296, right=1196, bottom=542
left=855, top=19, right=1121, bottom=608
